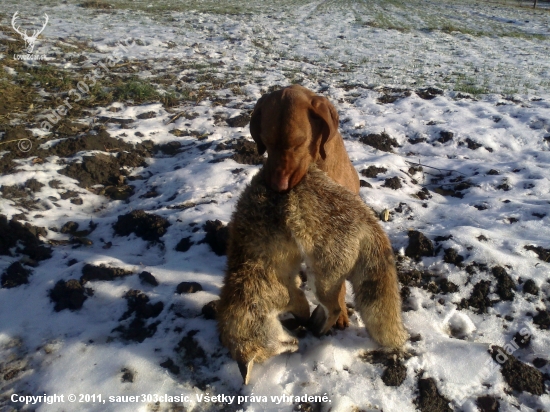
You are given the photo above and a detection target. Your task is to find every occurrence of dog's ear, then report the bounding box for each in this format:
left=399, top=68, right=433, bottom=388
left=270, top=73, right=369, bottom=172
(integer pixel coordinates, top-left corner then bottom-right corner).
left=250, top=95, right=266, bottom=155
left=310, top=96, right=339, bottom=159
left=236, top=350, right=254, bottom=385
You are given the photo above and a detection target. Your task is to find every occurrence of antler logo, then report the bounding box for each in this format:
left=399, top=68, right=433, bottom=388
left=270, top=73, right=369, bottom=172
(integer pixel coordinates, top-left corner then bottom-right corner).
left=11, top=12, right=49, bottom=54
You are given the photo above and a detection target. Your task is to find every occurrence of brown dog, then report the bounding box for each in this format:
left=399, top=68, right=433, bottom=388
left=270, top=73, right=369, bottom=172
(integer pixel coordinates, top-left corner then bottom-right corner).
left=250, top=85, right=360, bottom=328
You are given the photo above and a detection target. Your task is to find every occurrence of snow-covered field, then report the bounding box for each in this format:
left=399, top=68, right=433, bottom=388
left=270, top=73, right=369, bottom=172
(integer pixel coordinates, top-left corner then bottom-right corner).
left=0, top=0, right=549, bottom=411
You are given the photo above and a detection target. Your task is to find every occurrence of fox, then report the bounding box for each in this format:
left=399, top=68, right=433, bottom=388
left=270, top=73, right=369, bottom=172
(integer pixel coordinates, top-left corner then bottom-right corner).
left=217, top=164, right=408, bottom=384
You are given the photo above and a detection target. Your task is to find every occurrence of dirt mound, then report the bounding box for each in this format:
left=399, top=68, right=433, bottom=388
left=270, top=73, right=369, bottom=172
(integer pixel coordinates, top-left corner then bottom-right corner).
left=359, top=132, right=399, bottom=152
left=226, top=112, right=251, bottom=128
left=416, top=87, right=444, bottom=100
left=0, top=215, right=52, bottom=262
left=405, top=231, right=434, bottom=260
left=489, top=346, right=546, bottom=395
left=112, top=210, right=170, bottom=243
left=460, top=280, right=492, bottom=314
left=111, top=290, right=163, bottom=343
left=47, top=130, right=138, bottom=157
left=443, top=248, right=464, bottom=267
left=492, top=266, right=515, bottom=301
left=1, top=262, right=32, bottom=289
left=59, top=152, right=144, bottom=189
left=415, top=377, right=451, bottom=412
left=175, top=330, right=206, bottom=367
left=176, top=282, right=203, bottom=294
left=49, top=279, right=92, bottom=311
left=175, top=236, right=193, bottom=252
left=383, top=176, right=402, bottom=190
left=200, top=220, right=228, bottom=256
left=361, top=166, right=387, bottom=178
left=80, top=264, right=133, bottom=284
left=120, top=289, right=164, bottom=321
left=202, top=300, right=218, bottom=320
left=139, top=271, right=158, bottom=287
left=524, top=244, right=550, bottom=262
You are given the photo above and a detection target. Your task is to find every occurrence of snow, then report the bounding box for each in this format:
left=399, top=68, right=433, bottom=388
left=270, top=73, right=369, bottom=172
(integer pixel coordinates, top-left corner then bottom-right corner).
left=1, top=0, right=550, bottom=411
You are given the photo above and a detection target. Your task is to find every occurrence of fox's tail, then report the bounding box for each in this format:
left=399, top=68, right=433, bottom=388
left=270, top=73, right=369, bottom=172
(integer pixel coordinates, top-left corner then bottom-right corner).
left=349, top=240, right=408, bottom=349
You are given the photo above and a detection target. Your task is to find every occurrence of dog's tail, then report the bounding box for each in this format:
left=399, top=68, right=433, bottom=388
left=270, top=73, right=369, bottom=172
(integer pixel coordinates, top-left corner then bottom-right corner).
left=349, top=237, right=408, bottom=349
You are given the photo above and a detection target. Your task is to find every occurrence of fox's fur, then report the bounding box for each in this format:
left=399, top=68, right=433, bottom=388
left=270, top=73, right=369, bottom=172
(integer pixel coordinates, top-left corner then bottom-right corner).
left=217, top=165, right=407, bottom=384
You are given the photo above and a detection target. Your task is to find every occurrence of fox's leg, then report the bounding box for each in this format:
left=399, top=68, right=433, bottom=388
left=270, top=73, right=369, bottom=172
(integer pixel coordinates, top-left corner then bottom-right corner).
left=307, top=271, right=346, bottom=336
left=281, top=256, right=310, bottom=324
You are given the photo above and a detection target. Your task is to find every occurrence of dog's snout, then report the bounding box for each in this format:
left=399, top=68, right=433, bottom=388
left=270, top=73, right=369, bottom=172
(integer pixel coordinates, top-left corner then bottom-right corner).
left=271, top=174, right=289, bottom=192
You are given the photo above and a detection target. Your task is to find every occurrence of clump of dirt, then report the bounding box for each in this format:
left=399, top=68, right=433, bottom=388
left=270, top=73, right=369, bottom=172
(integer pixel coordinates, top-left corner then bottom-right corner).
left=49, top=279, right=93, bottom=311
left=359, top=132, right=399, bottom=152
left=59, top=152, right=144, bottom=189
left=202, top=300, right=218, bottom=320
left=139, top=271, right=158, bottom=287
left=231, top=139, right=264, bottom=165
left=176, top=282, right=203, bottom=294
left=492, top=266, right=515, bottom=301
left=464, top=138, right=482, bottom=150
left=160, top=358, right=180, bottom=375
left=360, top=350, right=411, bottom=387
left=47, top=130, right=141, bottom=157
left=489, top=345, right=546, bottom=395
left=361, top=166, right=387, bottom=178
left=214, top=138, right=264, bottom=165
left=0, top=215, right=52, bottom=262
left=79, top=1, right=114, bottom=9
left=154, top=141, right=182, bottom=156
left=175, top=330, right=207, bottom=372
left=175, top=237, right=194, bottom=252
left=476, top=396, right=499, bottom=412
left=360, top=180, right=373, bottom=188
left=415, top=377, right=451, bottom=412
left=437, top=131, right=454, bottom=144
left=438, top=279, right=459, bottom=294
left=524, top=245, right=550, bottom=262
left=416, top=87, right=444, bottom=100
left=512, top=331, right=531, bottom=349
left=443, top=248, right=464, bottom=267
left=113, top=210, right=171, bottom=243
left=377, top=87, right=412, bottom=104
left=405, top=231, right=434, bottom=260
left=416, top=188, right=432, bottom=200
left=121, top=368, right=134, bottom=383
left=60, top=221, right=79, bottom=234
left=1, top=262, right=32, bottom=289
left=532, top=309, right=550, bottom=330
left=382, top=359, right=407, bottom=387
left=120, top=290, right=164, bottom=321
left=136, top=111, right=157, bottom=119
left=226, top=112, right=251, bottom=128
left=112, top=317, right=160, bottom=343
left=522, top=279, right=539, bottom=295
left=80, top=264, right=133, bottom=284
left=383, top=176, right=402, bottom=190
left=460, top=280, right=492, bottom=314
left=201, top=220, right=228, bottom=256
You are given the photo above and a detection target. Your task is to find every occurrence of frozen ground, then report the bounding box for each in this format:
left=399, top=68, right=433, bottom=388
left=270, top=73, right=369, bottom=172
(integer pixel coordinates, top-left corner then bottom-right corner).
left=0, top=1, right=549, bottom=411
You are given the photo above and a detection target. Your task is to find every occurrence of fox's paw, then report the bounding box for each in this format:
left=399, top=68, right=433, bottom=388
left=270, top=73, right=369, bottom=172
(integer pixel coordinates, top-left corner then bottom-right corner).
left=307, top=305, right=328, bottom=337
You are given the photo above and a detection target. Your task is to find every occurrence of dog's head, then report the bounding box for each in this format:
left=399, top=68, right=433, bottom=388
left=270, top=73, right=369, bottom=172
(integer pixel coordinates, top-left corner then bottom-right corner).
left=250, top=85, right=340, bottom=192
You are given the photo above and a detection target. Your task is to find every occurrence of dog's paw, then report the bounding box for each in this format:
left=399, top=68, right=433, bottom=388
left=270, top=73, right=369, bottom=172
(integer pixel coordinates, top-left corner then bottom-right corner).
left=334, top=312, right=350, bottom=330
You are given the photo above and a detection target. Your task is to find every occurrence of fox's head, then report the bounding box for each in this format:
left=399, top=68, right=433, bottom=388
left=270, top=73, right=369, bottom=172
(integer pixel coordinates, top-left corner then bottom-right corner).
left=218, top=310, right=299, bottom=385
